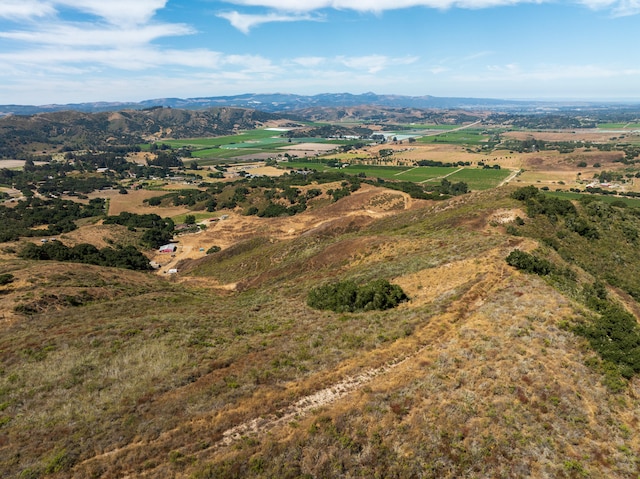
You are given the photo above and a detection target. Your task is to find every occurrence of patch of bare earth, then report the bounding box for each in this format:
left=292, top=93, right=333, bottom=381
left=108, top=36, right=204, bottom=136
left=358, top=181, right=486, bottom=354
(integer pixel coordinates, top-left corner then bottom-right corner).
left=125, top=152, right=154, bottom=165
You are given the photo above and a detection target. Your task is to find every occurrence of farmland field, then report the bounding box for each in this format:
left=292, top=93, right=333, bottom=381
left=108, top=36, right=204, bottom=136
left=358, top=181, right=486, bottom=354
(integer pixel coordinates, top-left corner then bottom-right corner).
left=162, top=130, right=280, bottom=148
left=445, top=167, right=511, bottom=190
left=597, top=122, right=640, bottom=129
left=416, top=129, right=489, bottom=145
left=190, top=148, right=266, bottom=161
left=395, top=166, right=457, bottom=182
left=282, top=161, right=511, bottom=190
left=155, top=129, right=359, bottom=161
left=408, top=124, right=460, bottom=130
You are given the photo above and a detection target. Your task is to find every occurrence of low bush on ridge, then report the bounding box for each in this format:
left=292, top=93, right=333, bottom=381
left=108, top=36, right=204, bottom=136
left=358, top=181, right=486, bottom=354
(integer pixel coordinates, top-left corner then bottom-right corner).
left=307, top=279, right=408, bottom=313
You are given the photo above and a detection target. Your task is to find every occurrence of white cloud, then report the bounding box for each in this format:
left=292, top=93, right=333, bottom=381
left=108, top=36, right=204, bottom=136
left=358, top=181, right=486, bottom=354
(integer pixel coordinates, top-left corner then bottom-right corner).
left=579, top=0, right=640, bottom=16
left=222, top=0, right=545, bottom=13
left=292, top=57, right=326, bottom=67
left=442, top=62, right=640, bottom=99
left=54, top=0, right=168, bottom=26
left=216, top=1, right=547, bottom=32
left=218, top=0, right=640, bottom=26
left=0, top=0, right=169, bottom=26
left=216, top=11, right=322, bottom=33
left=0, top=0, right=198, bottom=73
left=459, top=63, right=640, bottom=83
left=0, top=23, right=194, bottom=47
left=337, top=55, right=418, bottom=73
left=0, top=1, right=55, bottom=20
left=0, top=44, right=282, bottom=75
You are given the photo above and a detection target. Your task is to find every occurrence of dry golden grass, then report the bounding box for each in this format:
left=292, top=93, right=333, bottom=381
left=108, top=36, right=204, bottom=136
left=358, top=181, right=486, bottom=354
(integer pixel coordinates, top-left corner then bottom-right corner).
left=101, top=189, right=192, bottom=216
left=502, top=129, right=636, bottom=143
left=2, top=187, right=640, bottom=478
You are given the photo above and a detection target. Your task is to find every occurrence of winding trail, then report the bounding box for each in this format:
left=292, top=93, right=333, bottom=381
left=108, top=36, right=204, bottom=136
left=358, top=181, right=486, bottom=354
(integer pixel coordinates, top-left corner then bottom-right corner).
left=219, top=353, right=413, bottom=447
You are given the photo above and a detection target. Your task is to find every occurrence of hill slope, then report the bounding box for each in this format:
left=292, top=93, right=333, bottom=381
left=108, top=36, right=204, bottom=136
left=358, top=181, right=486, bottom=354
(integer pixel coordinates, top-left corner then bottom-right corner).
left=0, top=107, right=285, bottom=157
left=1, top=187, right=639, bottom=478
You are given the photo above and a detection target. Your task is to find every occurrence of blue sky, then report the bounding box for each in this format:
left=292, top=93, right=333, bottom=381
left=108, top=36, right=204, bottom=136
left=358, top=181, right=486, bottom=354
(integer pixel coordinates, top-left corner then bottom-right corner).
left=0, top=0, right=638, bottom=105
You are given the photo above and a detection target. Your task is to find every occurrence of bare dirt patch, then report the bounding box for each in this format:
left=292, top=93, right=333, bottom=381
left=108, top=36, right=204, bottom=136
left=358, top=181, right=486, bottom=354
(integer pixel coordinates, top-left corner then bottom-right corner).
left=126, top=152, right=154, bottom=165
left=488, top=208, right=527, bottom=225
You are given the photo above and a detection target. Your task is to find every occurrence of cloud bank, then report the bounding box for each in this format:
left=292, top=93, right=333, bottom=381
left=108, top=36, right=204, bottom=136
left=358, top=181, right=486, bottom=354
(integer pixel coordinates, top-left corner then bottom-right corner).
left=218, top=0, right=640, bottom=32
left=222, top=0, right=639, bottom=13
left=0, top=0, right=638, bottom=103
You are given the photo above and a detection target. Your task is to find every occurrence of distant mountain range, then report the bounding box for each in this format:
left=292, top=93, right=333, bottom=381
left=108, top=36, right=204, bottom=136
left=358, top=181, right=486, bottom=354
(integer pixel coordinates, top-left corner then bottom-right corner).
left=1, top=92, right=629, bottom=116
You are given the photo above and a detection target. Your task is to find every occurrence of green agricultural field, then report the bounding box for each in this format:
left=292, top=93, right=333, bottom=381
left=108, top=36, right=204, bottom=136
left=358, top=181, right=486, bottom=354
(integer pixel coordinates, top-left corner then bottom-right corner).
left=191, top=148, right=264, bottom=160
left=281, top=160, right=333, bottom=172
left=320, top=153, right=372, bottom=161
left=281, top=161, right=504, bottom=189
left=417, top=129, right=488, bottom=146
left=283, top=161, right=416, bottom=179
left=340, top=165, right=415, bottom=178
left=409, top=124, right=460, bottom=130
left=163, top=129, right=281, bottom=149
left=395, top=167, right=456, bottom=182
left=153, top=129, right=356, bottom=161
left=445, top=168, right=511, bottom=190
left=597, top=122, right=640, bottom=129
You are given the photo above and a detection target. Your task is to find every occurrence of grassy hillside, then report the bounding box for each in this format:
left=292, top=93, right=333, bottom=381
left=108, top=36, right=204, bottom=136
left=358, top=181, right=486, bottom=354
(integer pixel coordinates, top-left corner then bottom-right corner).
left=1, top=188, right=640, bottom=478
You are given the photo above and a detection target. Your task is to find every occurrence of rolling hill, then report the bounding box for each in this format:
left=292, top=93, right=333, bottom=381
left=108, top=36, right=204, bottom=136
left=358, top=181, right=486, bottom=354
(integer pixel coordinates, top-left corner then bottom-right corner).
left=1, top=185, right=640, bottom=478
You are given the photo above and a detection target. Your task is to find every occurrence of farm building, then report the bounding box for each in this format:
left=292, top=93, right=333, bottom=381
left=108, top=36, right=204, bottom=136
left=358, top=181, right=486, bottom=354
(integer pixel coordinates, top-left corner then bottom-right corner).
left=159, top=244, right=177, bottom=253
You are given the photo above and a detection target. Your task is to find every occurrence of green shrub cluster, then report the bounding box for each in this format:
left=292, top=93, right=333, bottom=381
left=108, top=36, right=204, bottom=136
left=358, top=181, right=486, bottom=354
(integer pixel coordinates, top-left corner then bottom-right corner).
left=307, top=279, right=408, bottom=313
left=369, top=178, right=468, bottom=200
left=104, top=212, right=175, bottom=248
left=574, top=292, right=640, bottom=379
left=511, top=186, right=577, bottom=221
left=505, top=249, right=554, bottom=275
left=143, top=172, right=361, bottom=218
left=19, top=242, right=151, bottom=270
left=506, top=246, right=640, bottom=383
left=417, top=159, right=471, bottom=167
left=0, top=197, right=106, bottom=242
